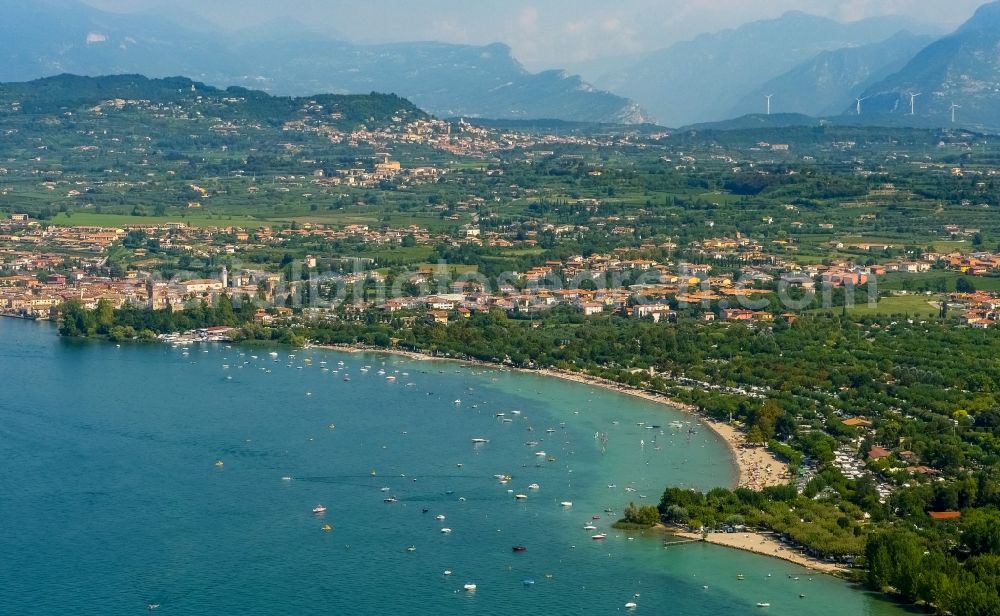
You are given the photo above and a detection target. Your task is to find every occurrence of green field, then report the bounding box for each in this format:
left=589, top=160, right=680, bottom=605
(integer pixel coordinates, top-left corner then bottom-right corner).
left=880, top=271, right=1000, bottom=293
left=47, top=212, right=269, bottom=229
left=846, top=294, right=940, bottom=317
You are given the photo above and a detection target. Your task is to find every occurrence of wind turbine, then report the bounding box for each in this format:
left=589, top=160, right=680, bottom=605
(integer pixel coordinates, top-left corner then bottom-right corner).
left=950, top=103, right=961, bottom=123
left=907, top=92, right=921, bottom=115
left=765, top=94, right=774, bottom=116
left=855, top=96, right=869, bottom=116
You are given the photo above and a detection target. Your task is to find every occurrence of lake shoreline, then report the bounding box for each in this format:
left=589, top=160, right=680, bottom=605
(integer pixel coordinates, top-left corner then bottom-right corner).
left=313, top=343, right=789, bottom=492
left=672, top=531, right=849, bottom=576
left=27, top=323, right=841, bottom=580
left=335, top=340, right=831, bottom=575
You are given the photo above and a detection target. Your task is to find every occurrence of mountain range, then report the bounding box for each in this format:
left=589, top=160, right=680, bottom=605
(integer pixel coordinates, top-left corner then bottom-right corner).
left=591, top=11, right=943, bottom=127
left=730, top=31, right=936, bottom=119
left=3, top=0, right=1000, bottom=130
left=0, top=0, right=647, bottom=124
left=857, top=1, right=1000, bottom=130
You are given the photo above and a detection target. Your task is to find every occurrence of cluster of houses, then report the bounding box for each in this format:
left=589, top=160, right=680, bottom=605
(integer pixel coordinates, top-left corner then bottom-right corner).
left=7, top=210, right=1000, bottom=327
left=949, top=292, right=1000, bottom=328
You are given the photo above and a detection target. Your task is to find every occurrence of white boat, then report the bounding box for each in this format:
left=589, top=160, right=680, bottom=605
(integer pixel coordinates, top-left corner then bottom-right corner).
left=471, top=438, right=489, bottom=444
left=463, top=583, right=477, bottom=591
left=591, top=533, right=607, bottom=540
left=535, top=451, right=547, bottom=457
left=380, top=487, right=391, bottom=492
left=436, top=514, right=446, bottom=521
left=584, top=524, right=597, bottom=530
left=528, top=483, right=540, bottom=490
left=625, top=602, right=637, bottom=609
left=281, top=476, right=293, bottom=481
left=443, top=570, right=452, bottom=576
left=756, top=603, right=770, bottom=608
left=441, top=528, right=452, bottom=533
left=515, top=494, right=527, bottom=500
left=312, top=505, right=327, bottom=514
left=269, top=352, right=278, bottom=358
left=560, top=501, right=573, bottom=508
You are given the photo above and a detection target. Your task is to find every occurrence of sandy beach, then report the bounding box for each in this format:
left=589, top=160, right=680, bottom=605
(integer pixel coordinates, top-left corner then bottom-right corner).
left=532, top=368, right=789, bottom=490
left=318, top=343, right=790, bottom=491
left=674, top=531, right=846, bottom=574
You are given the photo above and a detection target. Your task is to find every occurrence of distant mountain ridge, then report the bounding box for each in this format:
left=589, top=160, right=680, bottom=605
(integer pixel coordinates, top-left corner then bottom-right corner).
left=858, top=1, right=1000, bottom=130
left=730, top=31, right=936, bottom=119
left=597, top=11, right=941, bottom=126
left=0, top=0, right=647, bottom=124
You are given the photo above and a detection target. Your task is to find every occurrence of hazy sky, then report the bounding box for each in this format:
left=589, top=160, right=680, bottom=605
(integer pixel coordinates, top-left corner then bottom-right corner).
left=82, top=0, right=986, bottom=69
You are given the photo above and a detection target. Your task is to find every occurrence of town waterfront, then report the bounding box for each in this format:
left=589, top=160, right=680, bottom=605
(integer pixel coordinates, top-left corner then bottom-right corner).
left=0, top=317, right=909, bottom=615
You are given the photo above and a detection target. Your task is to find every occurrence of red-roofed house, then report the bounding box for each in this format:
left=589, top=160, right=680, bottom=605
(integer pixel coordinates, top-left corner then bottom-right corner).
left=928, top=511, right=961, bottom=521
left=868, top=446, right=891, bottom=460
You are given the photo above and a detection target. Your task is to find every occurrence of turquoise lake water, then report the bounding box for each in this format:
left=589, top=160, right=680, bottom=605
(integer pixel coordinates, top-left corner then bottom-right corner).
left=0, top=318, right=911, bottom=615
